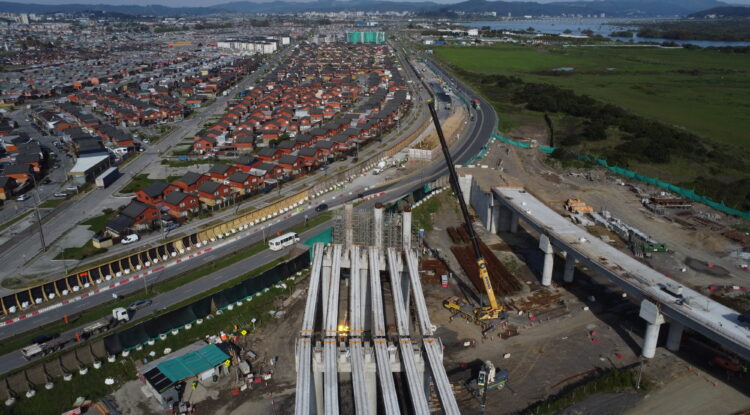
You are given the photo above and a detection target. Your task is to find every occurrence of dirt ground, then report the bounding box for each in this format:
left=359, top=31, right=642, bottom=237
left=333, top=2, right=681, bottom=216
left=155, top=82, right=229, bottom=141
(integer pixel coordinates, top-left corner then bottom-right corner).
left=109, top=136, right=750, bottom=414
left=111, top=284, right=308, bottom=415
left=451, top=138, right=750, bottom=413
left=461, top=138, right=750, bottom=292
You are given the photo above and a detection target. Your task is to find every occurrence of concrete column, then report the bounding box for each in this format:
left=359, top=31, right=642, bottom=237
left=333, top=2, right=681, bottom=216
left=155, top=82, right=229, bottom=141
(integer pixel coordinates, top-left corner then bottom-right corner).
left=402, top=209, right=412, bottom=251
left=642, top=322, right=662, bottom=359
left=373, top=205, right=383, bottom=249
left=563, top=254, right=576, bottom=283
left=496, top=206, right=512, bottom=233
left=639, top=300, right=665, bottom=359
left=666, top=321, right=684, bottom=352
left=509, top=211, right=519, bottom=234
left=345, top=204, right=354, bottom=248
left=540, top=234, right=554, bottom=286
left=458, top=174, right=473, bottom=204
left=490, top=202, right=501, bottom=234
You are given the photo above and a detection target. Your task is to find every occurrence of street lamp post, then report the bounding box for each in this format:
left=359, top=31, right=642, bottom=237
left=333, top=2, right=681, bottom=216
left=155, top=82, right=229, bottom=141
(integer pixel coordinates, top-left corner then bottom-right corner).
left=30, top=175, right=46, bottom=252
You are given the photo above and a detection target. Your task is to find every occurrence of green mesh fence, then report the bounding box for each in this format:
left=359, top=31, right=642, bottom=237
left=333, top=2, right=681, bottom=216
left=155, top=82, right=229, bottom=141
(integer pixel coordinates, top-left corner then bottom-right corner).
left=492, top=135, right=750, bottom=220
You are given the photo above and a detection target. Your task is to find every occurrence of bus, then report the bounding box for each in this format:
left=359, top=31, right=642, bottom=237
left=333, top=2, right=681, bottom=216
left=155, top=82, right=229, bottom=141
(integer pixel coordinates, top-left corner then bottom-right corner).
left=268, top=232, right=300, bottom=251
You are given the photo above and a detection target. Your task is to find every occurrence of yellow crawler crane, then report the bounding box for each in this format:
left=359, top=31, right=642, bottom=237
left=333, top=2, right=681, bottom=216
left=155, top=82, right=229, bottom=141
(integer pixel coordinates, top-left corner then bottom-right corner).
left=427, top=101, right=504, bottom=333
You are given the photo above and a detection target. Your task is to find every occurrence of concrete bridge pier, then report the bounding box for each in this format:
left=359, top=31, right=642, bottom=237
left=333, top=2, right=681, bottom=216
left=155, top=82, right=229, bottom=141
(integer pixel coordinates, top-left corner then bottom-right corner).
left=539, top=234, right=554, bottom=287
left=666, top=321, right=685, bottom=352
left=494, top=205, right=520, bottom=234
left=639, top=300, right=665, bottom=358
left=509, top=211, right=519, bottom=234
left=563, top=254, right=576, bottom=283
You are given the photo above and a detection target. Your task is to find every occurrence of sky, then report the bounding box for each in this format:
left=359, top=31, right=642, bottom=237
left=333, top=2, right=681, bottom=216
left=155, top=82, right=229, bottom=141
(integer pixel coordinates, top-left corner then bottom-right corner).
left=16, top=0, right=750, bottom=7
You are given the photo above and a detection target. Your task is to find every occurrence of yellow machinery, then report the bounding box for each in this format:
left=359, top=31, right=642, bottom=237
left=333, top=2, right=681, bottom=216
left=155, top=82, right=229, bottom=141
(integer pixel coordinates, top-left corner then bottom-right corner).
left=427, top=101, right=504, bottom=333
left=565, top=198, right=593, bottom=214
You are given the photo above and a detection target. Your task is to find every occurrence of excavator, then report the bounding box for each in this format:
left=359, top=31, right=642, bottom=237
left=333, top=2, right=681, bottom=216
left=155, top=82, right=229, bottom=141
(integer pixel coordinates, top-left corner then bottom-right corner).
left=426, top=101, right=506, bottom=335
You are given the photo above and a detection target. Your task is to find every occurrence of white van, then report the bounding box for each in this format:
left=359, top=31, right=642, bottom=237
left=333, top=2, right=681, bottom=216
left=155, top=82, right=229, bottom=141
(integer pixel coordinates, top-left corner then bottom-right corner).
left=268, top=232, right=300, bottom=251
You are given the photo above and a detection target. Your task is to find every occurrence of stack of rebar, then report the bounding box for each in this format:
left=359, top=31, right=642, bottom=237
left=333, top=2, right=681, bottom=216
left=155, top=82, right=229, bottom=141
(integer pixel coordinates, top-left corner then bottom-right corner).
left=448, top=225, right=523, bottom=296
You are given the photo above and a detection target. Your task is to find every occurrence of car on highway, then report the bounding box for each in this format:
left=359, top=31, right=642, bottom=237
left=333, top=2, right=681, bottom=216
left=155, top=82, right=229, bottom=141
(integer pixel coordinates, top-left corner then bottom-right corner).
left=315, top=203, right=328, bottom=212
left=128, top=299, right=152, bottom=310
left=53, top=192, right=68, bottom=198
left=42, top=178, right=51, bottom=185
left=16, top=194, right=31, bottom=202
left=121, top=234, right=139, bottom=245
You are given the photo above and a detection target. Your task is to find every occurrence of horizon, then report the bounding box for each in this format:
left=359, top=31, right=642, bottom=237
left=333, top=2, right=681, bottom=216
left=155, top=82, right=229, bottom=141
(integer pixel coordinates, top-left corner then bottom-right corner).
left=9, top=0, right=750, bottom=9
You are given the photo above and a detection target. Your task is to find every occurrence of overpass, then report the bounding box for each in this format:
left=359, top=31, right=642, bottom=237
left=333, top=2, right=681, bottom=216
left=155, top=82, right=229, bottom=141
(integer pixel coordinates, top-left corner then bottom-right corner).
left=296, top=207, right=459, bottom=415
left=471, top=184, right=750, bottom=360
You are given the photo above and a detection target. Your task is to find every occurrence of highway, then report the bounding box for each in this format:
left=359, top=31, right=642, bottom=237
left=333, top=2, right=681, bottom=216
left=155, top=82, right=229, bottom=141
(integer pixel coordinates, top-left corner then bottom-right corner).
left=0, top=44, right=497, bottom=376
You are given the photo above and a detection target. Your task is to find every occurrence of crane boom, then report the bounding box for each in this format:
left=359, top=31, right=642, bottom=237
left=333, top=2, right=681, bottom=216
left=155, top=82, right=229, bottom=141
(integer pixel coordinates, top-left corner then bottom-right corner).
left=427, top=101, right=500, bottom=315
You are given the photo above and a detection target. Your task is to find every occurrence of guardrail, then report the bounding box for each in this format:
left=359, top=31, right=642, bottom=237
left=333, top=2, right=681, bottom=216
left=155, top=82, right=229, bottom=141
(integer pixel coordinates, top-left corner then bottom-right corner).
left=0, top=96, right=430, bottom=320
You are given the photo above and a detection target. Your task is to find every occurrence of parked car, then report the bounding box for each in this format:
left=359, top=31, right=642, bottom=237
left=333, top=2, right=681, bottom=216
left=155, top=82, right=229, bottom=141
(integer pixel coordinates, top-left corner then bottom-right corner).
left=121, top=234, right=139, bottom=245
left=128, top=299, right=152, bottom=310
left=315, top=203, right=328, bottom=212
left=41, top=178, right=51, bottom=185
left=164, top=222, right=180, bottom=231
left=64, top=186, right=79, bottom=193
left=53, top=192, right=68, bottom=198
left=16, top=194, right=31, bottom=202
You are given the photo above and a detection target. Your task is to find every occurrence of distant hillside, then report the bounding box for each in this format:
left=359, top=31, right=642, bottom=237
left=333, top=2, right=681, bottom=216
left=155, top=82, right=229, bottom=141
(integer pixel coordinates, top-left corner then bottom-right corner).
left=689, top=6, right=750, bottom=18
left=0, top=0, right=732, bottom=17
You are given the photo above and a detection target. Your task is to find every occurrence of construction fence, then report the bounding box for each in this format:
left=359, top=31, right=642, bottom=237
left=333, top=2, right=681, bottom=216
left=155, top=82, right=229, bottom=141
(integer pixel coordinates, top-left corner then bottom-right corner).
left=0, top=252, right=309, bottom=401
left=103, top=251, right=309, bottom=355
left=493, top=134, right=750, bottom=221
left=0, top=93, right=427, bottom=318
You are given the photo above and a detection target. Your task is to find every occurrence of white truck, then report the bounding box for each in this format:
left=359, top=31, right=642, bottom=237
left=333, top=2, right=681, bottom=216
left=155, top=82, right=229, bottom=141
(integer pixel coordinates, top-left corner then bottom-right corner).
left=83, top=307, right=130, bottom=336
left=23, top=308, right=132, bottom=360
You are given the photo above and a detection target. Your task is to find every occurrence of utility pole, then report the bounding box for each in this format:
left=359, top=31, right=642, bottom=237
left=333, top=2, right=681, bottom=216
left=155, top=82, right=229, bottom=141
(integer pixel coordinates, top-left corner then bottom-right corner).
left=30, top=175, right=46, bottom=252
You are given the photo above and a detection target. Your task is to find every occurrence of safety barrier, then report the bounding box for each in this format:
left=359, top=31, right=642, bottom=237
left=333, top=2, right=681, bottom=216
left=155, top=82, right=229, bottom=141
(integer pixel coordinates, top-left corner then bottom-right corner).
left=0, top=92, right=433, bottom=318
left=0, top=189, right=311, bottom=318
left=493, top=134, right=750, bottom=220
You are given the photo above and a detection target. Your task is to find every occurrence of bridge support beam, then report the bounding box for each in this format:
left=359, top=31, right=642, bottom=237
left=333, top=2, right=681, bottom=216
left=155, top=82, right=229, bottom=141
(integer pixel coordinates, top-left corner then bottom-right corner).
left=345, top=204, right=354, bottom=249
left=639, top=300, right=665, bottom=359
left=373, top=205, right=383, bottom=249
left=563, top=254, right=576, bottom=283
left=313, top=350, right=324, bottom=415
left=365, top=363, right=377, bottom=415
left=666, top=321, right=684, bottom=352
left=540, top=234, right=554, bottom=286
left=402, top=209, right=412, bottom=250
left=509, top=211, right=519, bottom=234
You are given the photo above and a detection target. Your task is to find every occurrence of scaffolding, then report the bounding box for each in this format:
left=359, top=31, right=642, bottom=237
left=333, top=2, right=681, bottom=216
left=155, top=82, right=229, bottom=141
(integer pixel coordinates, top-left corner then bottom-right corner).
left=332, top=209, right=417, bottom=248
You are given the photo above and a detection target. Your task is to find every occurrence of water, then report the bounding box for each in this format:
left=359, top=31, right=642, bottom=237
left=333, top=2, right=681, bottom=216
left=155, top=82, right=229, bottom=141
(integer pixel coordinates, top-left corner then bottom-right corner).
left=467, top=19, right=750, bottom=47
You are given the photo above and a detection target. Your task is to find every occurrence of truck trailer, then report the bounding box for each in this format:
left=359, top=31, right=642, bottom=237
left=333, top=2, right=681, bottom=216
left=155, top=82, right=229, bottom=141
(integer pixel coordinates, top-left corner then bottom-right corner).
left=95, top=167, right=120, bottom=189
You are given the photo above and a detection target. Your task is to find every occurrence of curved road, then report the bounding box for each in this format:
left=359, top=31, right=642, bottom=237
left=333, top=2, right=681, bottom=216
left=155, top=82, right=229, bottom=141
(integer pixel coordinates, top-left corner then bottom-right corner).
left=0, top=47, right=498, bottom=376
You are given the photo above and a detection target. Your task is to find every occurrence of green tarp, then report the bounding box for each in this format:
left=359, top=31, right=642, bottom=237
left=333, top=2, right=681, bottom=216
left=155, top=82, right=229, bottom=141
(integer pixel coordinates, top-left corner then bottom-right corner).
left=304, top=228, right=333, bottom=260
left=157, top=344, right=229, bottom=382
left=492, top=134, right=750, bottom=220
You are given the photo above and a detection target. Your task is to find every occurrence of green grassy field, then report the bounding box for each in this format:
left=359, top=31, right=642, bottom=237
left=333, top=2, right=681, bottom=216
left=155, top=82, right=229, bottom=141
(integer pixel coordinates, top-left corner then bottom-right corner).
left=436, top=44, right=750, bottom=148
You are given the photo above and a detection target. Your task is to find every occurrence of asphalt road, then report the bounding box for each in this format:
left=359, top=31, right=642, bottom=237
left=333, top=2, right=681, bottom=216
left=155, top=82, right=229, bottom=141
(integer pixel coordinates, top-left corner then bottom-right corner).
left=0, top=112, right=71, bottom=224
left=0, top=45, right=496, bottom=376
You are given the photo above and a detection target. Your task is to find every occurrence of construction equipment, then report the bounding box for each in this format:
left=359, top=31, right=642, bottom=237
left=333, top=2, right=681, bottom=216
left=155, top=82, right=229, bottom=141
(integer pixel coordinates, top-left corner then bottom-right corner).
left=564, top=198, right=594, bottom=214
left=427, top=101, right=505, bottom=327
left=465, top=360, right=510, bottom=411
